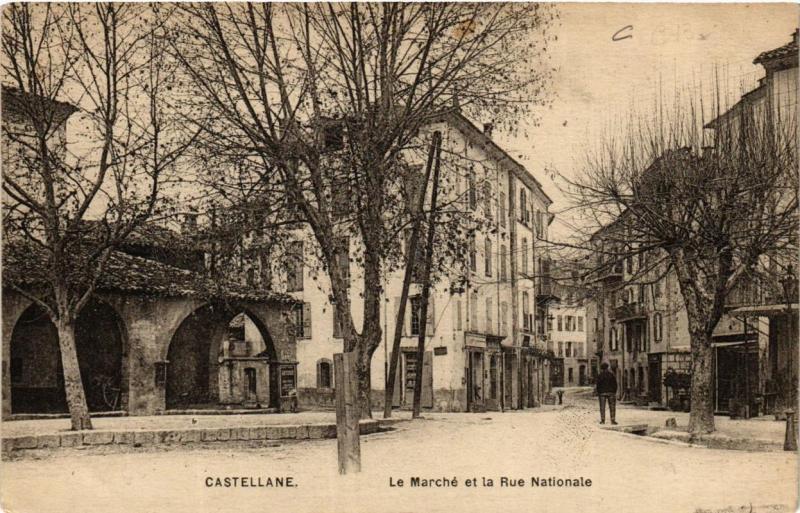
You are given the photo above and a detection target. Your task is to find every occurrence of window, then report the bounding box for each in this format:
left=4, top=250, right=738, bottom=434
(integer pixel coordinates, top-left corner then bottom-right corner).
left=486, top=297, right=493, bottom=334
left=468, top=168, right=477, bottom=210
left=654, top=312, right=663, bottom=342
left=455, top=299, right=462, bottom=331
left=565, top=316, right=574, bottom=332
left=566, top=342, right=573, bottom=358
left=293, top=302, right=312, bottom=339
left=558, top=342, right=563, bottom=356
left=568, top=368, right=574, bottom=383
left=522, top=291, right=531, bottom=330
left=500, top=302, right=508, bottom=335
left=547, top=315, right=553, bottom=332
left=557, top=315, right=563, bottom=331
left=500, top=245, right=508, bottom=281
left=322, top=121, right=344, bottom=152
left=336, top=237, right=350, bottom=286
left=578, top=316, right=584, bottom=332
left=610, top=327, right=617, bottom=351
left=286, top=241, right=304, bottom=292
left=317, top=359, right=333, bottom=388
left=654, top=280, right=662, bottom=298
left=522, top=238, right=529, bottom=276
left=485, top=238, right=493, bottom=277
left=469, top=236, right=477, bottom=272
left=499, top=191, right=507, bottom=228
left=536, top=211, right=544, bottom=239
left=483, top=181, right=492, bottom=219
left=410, top=296, right=422, bottom=336
left=332, top=302, right=344, bottom=338
left=470, top=292, right=479, bottom=332
left=519, top=188, right=527, bottom=222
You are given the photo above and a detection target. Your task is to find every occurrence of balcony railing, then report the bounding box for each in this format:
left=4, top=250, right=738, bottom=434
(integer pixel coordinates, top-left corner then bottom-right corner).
left=536, top=275, right=559, bottom=303
left=592, top=261, right=624, bottom=283
left=613, top=302, right=647, bottom=322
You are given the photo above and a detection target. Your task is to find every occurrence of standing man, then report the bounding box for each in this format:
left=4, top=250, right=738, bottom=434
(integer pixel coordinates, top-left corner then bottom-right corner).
left=596, top=363, right=618, bottom=425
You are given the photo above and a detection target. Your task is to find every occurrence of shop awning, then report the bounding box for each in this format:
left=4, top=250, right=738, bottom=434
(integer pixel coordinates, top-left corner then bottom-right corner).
left=730, top=303, right=798, bottom=317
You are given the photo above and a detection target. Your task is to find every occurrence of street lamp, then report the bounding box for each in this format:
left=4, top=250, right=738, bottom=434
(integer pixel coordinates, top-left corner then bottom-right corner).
left=780, top=265, right=797, bottom=451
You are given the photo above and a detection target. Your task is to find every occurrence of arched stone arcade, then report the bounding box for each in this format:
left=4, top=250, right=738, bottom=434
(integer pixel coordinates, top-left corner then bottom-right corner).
left=8, top=299, right=127, bottom=414
left=164, top=302, right=293, bottom=411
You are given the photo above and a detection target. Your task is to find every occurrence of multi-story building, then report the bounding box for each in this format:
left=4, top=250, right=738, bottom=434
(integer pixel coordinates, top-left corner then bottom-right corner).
left=273, top=109, right=554, bottom=412
left=589, top=31, right=798, bottom=413
left=544, top=262, right=590, bottom=387
left=548, top=299, right=589, bottom=387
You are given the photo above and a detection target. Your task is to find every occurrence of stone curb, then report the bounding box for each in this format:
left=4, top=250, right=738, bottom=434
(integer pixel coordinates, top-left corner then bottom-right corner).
left=601, top=425, right=783, bottom=451
left=1, top=417, right=407, bottom=456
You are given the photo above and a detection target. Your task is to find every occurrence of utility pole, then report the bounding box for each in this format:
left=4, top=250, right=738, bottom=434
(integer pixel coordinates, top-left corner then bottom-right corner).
left=412, top=131, right=443, bottom=419
left=383, top=132, right=440, bottom=419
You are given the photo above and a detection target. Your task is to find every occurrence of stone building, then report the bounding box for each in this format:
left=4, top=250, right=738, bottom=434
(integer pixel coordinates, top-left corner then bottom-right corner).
left=2, top=232, right=299, bottom=418
left=1, top=87, right=299, bottom=418
left=276, top=109, right=555, bottom=412
left=588, top=31, right=798, bottom=413
left=545, top=264, right=590, bottom=387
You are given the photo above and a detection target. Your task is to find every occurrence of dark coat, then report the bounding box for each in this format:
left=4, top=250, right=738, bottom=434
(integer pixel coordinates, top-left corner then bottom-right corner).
left=596, top=369, right=618, bottom=394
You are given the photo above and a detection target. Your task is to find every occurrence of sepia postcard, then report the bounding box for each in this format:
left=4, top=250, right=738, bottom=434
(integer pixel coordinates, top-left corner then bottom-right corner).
left=0, top=3, right=798, bottom=513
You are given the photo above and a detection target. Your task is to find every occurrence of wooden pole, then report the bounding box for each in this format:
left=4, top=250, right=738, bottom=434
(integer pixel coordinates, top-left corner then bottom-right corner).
left=335, top=352, right=361, bottom=474
left=382, top=132, right=439, bottom=419
left=412, top=131, right=443, bottom=419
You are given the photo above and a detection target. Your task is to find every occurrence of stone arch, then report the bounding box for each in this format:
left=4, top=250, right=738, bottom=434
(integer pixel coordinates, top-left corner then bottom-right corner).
left=9, top=298, right=127, bottom=414
left=165, top=302, right=278, bottom=410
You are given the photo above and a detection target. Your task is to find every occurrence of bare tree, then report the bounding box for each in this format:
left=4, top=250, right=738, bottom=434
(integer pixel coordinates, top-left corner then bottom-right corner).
left=2, top=4, right=190, bottom=430
left=170, top=3, right=555, bottom=418
left=569, top=83, right=798, bottom=433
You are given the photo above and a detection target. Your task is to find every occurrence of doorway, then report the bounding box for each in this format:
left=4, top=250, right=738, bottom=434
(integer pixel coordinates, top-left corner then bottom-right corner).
left=467, top=350, right=485, bottom=412
left=648, top=356, right=662, bottom=403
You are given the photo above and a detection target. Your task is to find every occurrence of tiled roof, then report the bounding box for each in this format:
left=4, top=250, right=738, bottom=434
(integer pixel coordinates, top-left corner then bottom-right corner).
left=2, top=240, right=296, bottom=304
left=754, top=31, right=798, bottom=64
left=1, top=85, right=78, bottom=126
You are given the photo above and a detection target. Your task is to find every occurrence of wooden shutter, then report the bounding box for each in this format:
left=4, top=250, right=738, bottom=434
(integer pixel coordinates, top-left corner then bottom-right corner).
left=302, top=302, right=312, bottom=339
left=296, top=241, right=304, bottom=291
left=338, top=237, right=350, bottom=284
left=426, top=295, right=434, bottom=334
left=332, top=303, right=341, bottom=338
left=422, top=351, right=433, bottom=408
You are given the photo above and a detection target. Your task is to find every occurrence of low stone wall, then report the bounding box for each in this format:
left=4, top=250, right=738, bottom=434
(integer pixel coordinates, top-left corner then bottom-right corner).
left=1, top=418, right=406, bottom=457
left=297, top=388, right=336, bottom=409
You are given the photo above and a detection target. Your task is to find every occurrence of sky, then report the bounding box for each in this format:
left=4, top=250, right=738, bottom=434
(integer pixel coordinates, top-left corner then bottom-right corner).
left=493, top=3, right=798, bottom=242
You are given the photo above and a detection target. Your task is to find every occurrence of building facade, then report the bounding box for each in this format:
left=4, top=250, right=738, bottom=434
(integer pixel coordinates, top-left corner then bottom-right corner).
left=589, top=31, right=798, bottom=414
left=273, top=110, right=555, bottom=412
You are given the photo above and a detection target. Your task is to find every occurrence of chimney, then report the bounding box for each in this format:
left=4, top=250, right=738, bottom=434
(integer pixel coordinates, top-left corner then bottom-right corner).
left=483, top=122, right=494, bottom=138
left=794, top=28, right=799, bottom=44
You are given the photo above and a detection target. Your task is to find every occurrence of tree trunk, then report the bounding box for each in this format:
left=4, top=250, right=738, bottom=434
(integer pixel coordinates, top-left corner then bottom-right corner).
left=56, top=320, right=93, bottom=431
left=688, top=330, right=715, bottom=434
left=356, top=348, right=373, bottom=420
